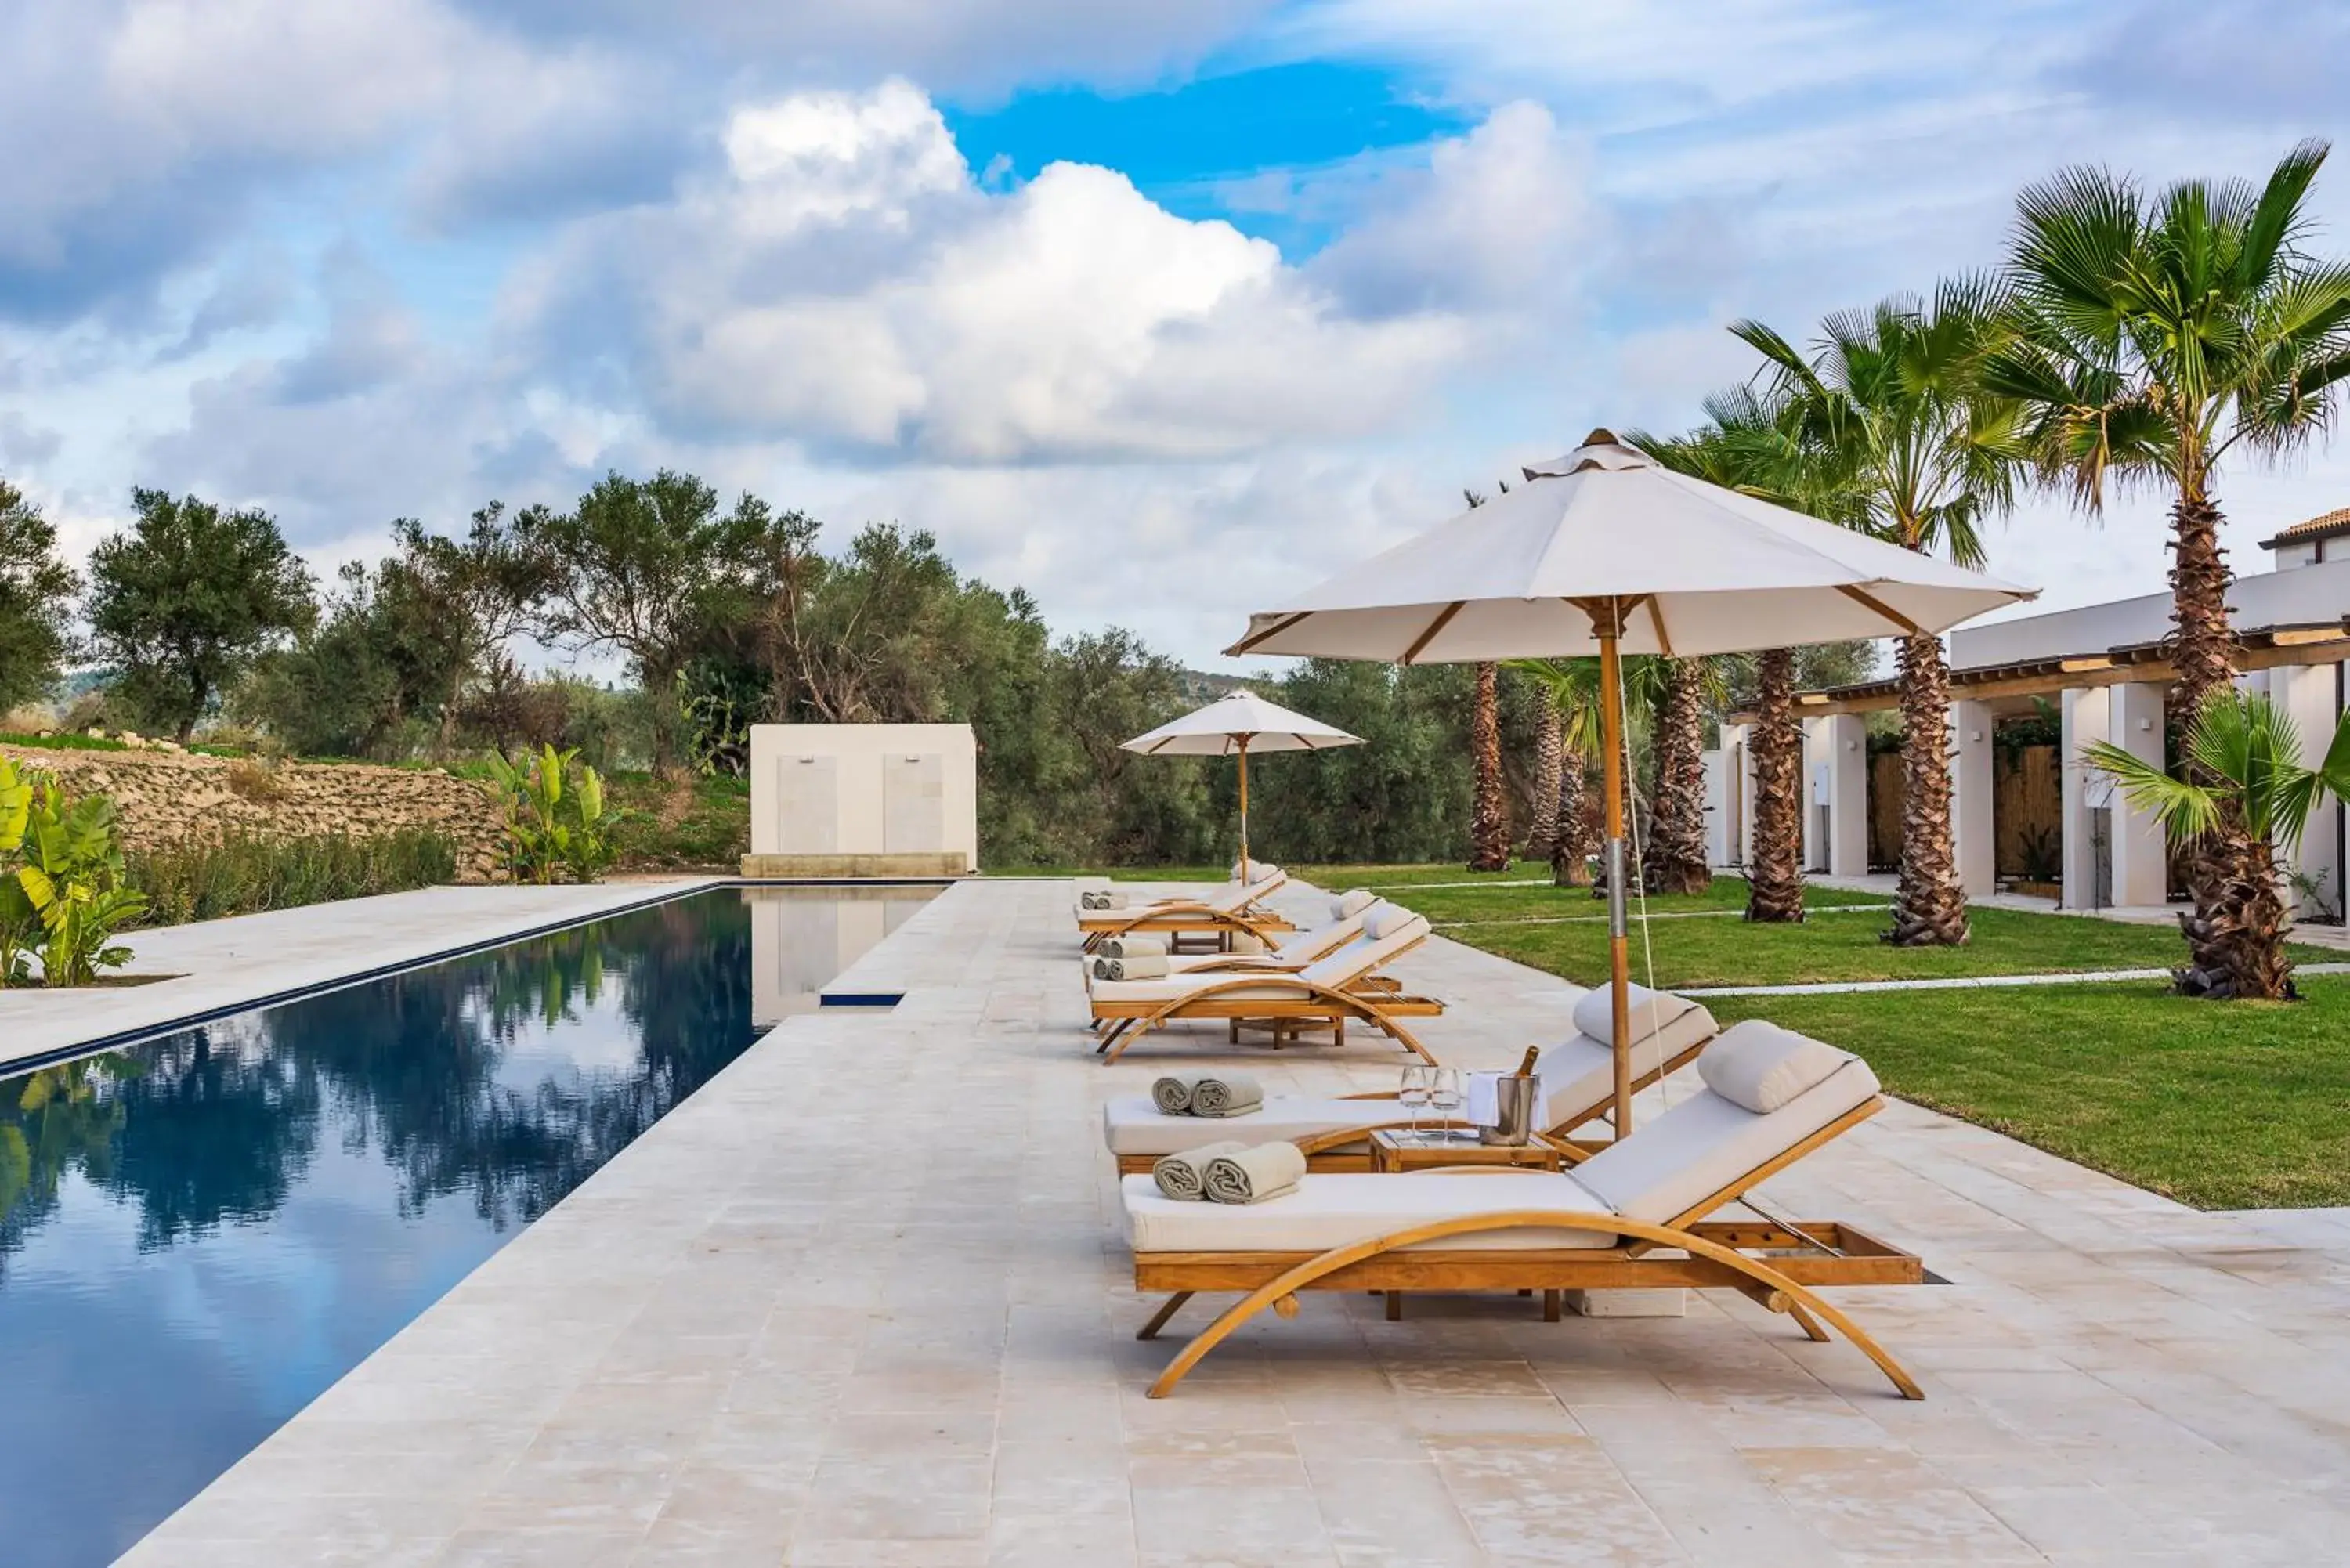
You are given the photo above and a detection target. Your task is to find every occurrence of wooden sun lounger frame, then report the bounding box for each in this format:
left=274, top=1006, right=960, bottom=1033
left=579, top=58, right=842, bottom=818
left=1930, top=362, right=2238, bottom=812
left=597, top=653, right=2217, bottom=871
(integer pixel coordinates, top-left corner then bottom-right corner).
left=1130, top=1100, right=1926, bottom=1400
left=1110, top=1023, right=1717, bottom=1175
left=1079, top=901, right=1296, bottom=955
left=1090, top=937, right=1443, bottom=1066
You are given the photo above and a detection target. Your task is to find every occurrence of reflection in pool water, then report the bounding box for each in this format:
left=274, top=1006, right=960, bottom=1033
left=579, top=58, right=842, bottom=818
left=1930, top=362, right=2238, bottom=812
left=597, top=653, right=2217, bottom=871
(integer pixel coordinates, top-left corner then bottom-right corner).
left=0, top=886, right=921, bottom=1568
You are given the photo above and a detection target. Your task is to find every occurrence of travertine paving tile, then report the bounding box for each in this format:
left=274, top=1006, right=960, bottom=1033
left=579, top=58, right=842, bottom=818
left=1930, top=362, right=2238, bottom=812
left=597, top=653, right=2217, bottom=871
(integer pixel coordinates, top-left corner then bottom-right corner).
left=119, top=878, right=2350, bottom=1566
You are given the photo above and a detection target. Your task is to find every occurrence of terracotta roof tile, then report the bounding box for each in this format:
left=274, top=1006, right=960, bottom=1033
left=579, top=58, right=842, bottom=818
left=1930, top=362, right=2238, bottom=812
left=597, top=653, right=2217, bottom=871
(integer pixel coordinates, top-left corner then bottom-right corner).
left=2260, top=504, right=2350, bottom=548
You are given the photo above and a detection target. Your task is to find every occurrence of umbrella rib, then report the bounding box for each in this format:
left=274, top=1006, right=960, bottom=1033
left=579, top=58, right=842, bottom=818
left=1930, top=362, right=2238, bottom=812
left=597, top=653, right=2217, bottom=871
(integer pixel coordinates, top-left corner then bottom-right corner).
left=1400, top=602, right=1466, bottom=665
left=1647, top=598, right=1676, bottom=658
left=1835, top=583, right=1925, bottom=636
left=1225, top=612, right=1310, bottom=657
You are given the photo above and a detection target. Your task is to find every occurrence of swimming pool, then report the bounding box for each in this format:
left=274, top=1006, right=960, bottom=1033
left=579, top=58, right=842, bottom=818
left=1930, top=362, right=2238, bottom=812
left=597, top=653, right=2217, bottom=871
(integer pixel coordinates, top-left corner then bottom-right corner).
left=0, top=885, right=930, bottom=1567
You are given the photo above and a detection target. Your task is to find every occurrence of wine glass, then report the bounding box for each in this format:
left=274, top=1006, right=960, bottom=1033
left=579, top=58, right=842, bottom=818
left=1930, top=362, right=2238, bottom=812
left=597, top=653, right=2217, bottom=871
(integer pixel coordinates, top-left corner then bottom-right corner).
left=1400, top=1064, right=1430, bottom=1140
left=1430, top=1068, right=1464, bottom=1141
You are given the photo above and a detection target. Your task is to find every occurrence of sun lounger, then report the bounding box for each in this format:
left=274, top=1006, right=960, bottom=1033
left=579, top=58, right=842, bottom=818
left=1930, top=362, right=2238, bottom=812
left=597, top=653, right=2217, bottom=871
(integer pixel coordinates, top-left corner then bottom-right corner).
left=1090, top=903, right=1444, bottom=1064
left=1100, top=981, right=1719, bottom=1173
left=1086, top=891, right=1376, bottom=988
left=1076, top=866, right=1294, bottom=952
left=1122, top=1021, right=1925, bottom=1399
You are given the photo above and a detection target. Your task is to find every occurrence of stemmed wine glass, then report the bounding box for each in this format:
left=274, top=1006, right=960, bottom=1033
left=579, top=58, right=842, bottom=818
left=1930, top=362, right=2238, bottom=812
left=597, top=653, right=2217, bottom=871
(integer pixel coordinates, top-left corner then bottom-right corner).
left=1400, top=1064, right=1431, bottom=1140
left=1430, top=1068, right=1465, bottom=1142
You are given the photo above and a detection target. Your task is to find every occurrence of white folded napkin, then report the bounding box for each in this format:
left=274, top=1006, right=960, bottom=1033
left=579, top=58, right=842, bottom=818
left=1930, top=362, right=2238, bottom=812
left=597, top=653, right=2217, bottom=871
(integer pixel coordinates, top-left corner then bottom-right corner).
left=1466, top=1071, right=1501, bottom=1129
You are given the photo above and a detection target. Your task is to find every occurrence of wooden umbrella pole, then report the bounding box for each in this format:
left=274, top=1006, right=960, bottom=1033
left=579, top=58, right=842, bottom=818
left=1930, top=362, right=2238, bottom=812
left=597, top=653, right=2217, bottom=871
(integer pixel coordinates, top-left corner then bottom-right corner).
left=1237, top=735, right=1251, bottom=881
left=1596, top=607, right=1634, bottom=1138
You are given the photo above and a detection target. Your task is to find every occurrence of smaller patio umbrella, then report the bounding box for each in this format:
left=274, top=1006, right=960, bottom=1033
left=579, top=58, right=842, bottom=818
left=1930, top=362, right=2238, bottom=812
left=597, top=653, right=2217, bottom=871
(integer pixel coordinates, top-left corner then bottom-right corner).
left=1123, top=691, right=1363, bottom=880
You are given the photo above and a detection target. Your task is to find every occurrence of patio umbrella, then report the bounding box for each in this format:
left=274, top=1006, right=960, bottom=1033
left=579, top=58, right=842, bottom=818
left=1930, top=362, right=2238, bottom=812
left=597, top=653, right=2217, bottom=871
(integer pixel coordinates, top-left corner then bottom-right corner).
left=1224, top=431, right=2036, bottom=1133
left=1123, top=690, right=1363, bottom=880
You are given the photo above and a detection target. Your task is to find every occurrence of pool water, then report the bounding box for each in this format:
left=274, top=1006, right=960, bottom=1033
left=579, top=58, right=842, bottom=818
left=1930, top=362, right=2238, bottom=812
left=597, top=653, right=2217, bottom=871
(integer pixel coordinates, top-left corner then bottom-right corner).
left=0, top=887, right=914, bottom=1567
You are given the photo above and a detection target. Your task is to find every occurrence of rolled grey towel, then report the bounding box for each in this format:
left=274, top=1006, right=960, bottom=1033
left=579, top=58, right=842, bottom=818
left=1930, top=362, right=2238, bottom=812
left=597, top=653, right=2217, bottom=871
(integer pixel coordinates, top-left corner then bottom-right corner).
left=1080, top=890, right=1128, bottom=911
left=1093, top=952, right=1169, bottom=981
left=1153, top=1141, right=1247, bottom=1200
left=1098, top=934, right=1167, bottom=959
left=1188, top=1073, right=1264, bottom=1118
left=1203, top=1142, right=1307, bottom=1205
left=1152, top=1073, right=1204, bottom=1115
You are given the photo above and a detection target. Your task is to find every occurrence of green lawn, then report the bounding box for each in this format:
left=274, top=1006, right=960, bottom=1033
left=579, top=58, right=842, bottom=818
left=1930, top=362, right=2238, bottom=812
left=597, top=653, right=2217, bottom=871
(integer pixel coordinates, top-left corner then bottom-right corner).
left=1706, top=979, right=2350, bottom=1209
left=1451, top=898, right=2334, bottom=990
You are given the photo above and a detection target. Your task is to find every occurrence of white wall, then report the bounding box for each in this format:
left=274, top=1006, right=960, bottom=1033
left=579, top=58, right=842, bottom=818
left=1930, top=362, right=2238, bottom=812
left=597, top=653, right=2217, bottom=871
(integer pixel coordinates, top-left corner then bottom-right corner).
left=1802, top=714, right=1867, bottom=876
left=2059, top=686, right=2110, bottom=909
left=2272, top=662, right=2346, bottom=918
left=2106, top=683, right=2169, bottom=908
left=1949, top=699, right=1995, bottom=897
left=748, top=724, right=979, bottom=871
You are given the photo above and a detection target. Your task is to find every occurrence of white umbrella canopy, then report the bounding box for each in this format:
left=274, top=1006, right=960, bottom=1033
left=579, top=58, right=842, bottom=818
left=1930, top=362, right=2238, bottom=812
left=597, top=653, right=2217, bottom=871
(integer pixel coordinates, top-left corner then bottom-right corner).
left=1123, top=691, right=1363, bottom=878
left=1224, top=431, right=2037, bottom=1135
left=1122, top=690, right=1362, bottom=756
left=1227, top=435, right=2035, bottom=663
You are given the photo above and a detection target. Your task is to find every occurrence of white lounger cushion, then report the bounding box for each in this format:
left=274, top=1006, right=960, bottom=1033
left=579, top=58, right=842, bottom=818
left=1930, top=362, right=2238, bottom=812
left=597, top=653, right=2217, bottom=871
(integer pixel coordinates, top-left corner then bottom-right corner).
left=1092, top=910, right=1430, bottom=1006
left=1077, top=869, right=1285, bottom=923
left=1123, top=1171, right=1618, bottom=1253
left=1700, top=1019, right=1849, bottom=1113
left=1571, top=981, right=1708, bottom=1048
left=1102, top=1094, right=1412, bottom=1156
left=1531, top=987, right=1718, bottom=1127
left=1574, top=1053, right=1880, bottom=1226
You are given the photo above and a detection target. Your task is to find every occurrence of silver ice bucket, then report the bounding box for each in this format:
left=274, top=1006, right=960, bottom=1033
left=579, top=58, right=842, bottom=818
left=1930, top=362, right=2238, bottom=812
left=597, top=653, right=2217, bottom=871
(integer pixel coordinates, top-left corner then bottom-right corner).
left=1478, top=1075, right=1538, bottom=1146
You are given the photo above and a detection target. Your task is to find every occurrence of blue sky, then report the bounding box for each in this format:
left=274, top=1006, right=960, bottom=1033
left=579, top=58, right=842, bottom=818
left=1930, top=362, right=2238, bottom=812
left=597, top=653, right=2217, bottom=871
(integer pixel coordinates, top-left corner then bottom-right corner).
left=2, top=0, right=2348, bottom=667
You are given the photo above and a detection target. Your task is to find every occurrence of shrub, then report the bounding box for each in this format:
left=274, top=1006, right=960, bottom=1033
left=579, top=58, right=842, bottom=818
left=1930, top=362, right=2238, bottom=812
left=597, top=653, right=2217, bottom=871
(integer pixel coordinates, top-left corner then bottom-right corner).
left=0, top=757, right=148, bottom=986
left=223, top=757, right=287, bottom=803
left=127, top=829, right=460, bottom=926
left=486, top=744, right=616, bottom=884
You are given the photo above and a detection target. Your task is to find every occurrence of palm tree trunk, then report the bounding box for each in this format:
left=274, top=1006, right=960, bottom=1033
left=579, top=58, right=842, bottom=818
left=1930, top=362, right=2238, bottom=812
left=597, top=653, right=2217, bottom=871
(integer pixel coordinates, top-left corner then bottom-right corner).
left=2177, top=834, right=2298, bottom=999
left=1469, top=662, right=1509, bottom=870
left=1528, top=702, right=1563, bottom=858
left=2166, top=490, right=2272, bottom=997
left=1886, top=633, right=1969, bottom=946
left=1651, top=659, right=1712, bottom=894
left=1553, top=746, right=1589, bottom=886
left=1747, top=648, right=1805, bottom=923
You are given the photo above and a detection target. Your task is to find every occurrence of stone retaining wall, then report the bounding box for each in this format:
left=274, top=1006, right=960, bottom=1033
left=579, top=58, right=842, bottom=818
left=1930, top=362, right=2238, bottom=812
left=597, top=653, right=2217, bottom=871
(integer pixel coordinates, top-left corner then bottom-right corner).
left=0, top=745, right=506, bottom=883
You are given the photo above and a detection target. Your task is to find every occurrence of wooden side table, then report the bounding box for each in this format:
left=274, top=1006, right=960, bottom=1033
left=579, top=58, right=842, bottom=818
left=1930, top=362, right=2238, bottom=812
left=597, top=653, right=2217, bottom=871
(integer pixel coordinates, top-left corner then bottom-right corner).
left=1368, top=1128, right=1564, bottom=1173
left=1365, top=1129, right=1564, bottom=1321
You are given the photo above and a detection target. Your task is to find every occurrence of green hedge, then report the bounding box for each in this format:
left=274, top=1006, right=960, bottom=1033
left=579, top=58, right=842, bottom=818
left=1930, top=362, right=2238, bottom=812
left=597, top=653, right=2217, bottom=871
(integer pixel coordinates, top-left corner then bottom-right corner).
left=128, top=829, right=460, bottom=926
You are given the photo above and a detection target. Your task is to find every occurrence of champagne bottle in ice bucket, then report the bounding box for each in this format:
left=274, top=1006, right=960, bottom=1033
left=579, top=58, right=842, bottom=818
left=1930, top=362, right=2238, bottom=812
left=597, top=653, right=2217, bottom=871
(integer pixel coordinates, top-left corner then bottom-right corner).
left=1482, top=1045, right=1542, bottom=1147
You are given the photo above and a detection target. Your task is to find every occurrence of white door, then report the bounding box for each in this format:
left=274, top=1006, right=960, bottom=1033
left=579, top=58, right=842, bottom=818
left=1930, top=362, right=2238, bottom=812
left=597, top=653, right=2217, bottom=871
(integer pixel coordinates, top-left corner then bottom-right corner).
left=884, top=753, right=945, bottom=853
left=776, top=755, right=838, bottom=854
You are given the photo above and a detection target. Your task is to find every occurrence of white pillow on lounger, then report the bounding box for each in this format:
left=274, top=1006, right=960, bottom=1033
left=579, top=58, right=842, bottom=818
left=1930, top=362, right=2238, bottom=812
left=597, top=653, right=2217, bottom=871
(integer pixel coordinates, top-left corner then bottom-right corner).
left=1698, top=1021, right=1853, bottom=1113
left=1571, top=981, right=1699, bottom=1046
left=1330, top=889, right=1376, bottom=920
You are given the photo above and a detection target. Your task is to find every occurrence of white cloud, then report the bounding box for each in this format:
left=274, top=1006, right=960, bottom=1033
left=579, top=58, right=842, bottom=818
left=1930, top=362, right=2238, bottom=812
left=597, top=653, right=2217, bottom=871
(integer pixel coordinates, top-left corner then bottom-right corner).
left=515, top=81, right=1479, bottom=464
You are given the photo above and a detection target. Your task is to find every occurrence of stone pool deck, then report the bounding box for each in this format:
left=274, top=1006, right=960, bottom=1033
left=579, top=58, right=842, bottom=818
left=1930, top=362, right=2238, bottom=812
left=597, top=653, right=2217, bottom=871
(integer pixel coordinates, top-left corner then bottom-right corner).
left=121, top=877, right=2350, bottom=1565
left=0, top=876, right=717, bottom=1070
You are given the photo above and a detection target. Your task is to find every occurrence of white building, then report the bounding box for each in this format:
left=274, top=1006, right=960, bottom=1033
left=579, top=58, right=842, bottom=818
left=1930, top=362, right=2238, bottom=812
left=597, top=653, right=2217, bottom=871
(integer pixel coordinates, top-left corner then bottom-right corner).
left=1709, top=506, right=2350, bottom=918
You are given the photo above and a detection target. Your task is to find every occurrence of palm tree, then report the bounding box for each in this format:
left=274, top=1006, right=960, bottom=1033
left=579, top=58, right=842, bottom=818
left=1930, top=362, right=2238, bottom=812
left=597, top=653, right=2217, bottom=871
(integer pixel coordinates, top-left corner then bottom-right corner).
left=1647, top=656, right=1746, bottom=895
left=2086, top=691, right=2350, bottom=999
left=1508, top=658, right=1603, bottom=886
left=1632, top=408, right=1835, bottom=922
left=1462, top=486, right=1513, bottom=872
left=1734, top=280, right=2021, bottom=946
left=1990, top=140, right=2350, bottom=993
left=1526, top=699, right=1563, bottom=859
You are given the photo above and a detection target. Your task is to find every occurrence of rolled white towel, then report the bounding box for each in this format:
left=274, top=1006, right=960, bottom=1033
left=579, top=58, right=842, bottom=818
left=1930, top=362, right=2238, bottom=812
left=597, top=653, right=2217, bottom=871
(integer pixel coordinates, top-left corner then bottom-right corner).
left=1203, top=1142, right=1307, bottom=1205
left=1152, top=1073, right=1204, bottom=1115
left=1153, top=1141, right=1249, bottom=1200
left=1188, top=1073, right=1263, bottom=1118
left=1094, top=952, right=1169, bottom=981
left=1098, top=934, right=1167, bottom=959
left=1079, top=889, right=1130, bottom=911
